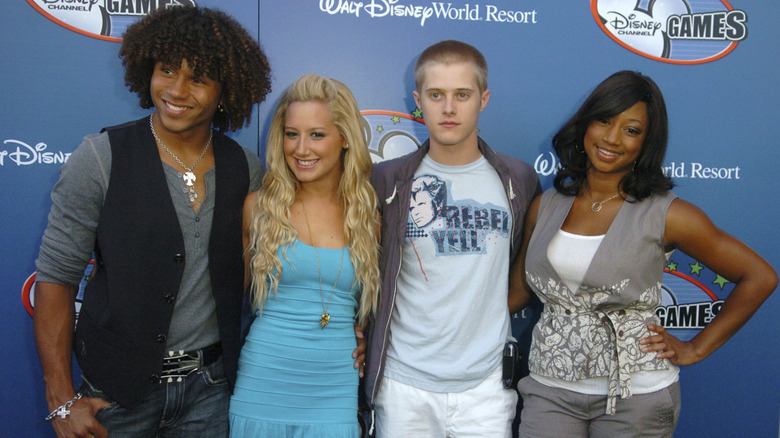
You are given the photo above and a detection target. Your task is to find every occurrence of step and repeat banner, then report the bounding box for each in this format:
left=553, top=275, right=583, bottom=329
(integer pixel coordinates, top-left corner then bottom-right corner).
left=2, top=1, right=777, bottom=436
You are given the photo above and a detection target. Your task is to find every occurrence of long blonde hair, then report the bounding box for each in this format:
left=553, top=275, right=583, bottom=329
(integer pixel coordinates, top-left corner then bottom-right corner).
left=246, top=74, right=380, bottom=326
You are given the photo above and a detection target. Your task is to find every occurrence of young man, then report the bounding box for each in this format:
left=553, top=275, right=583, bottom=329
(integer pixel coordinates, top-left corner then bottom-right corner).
left=365, top=40, right=541, bottom=436
left=33, top=7, right=272, bottom=437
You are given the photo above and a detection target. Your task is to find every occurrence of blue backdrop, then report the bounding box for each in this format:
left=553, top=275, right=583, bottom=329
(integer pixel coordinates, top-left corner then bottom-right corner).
left=2, top=1, right=777, bottom=436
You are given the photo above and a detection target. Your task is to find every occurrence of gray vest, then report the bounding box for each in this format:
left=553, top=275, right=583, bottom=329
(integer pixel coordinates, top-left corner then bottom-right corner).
left=525, top=188, right=677, bottom=414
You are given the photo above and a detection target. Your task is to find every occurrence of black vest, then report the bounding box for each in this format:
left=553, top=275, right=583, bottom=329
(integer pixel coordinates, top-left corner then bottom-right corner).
left=73, top=117, right=249, bottom=408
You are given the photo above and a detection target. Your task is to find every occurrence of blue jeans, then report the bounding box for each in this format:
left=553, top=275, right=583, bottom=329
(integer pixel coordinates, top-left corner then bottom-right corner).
left=78, top=356, right=230, bottom=437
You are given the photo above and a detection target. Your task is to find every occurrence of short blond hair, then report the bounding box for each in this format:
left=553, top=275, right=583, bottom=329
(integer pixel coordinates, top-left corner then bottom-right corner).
left=414, top=40, right=488, bottom=92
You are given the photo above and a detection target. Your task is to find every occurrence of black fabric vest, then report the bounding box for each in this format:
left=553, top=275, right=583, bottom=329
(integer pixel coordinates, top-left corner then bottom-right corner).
left=73, top=117, right=249, bottom=408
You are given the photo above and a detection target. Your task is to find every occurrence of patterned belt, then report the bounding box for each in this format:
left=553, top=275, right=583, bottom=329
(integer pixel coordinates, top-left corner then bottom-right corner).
left=160, top=342, right=222, bottom=383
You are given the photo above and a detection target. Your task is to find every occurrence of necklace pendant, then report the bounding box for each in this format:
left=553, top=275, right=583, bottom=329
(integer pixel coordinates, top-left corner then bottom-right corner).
left=149, top=114, right=211, bottom=205
left=183, top=172, right=198, bottom=203
left=183, top=171, right=196, bottom=187
left=591, top=202, right=603, bottom=212
left=320, top=313, right=331, bottom=328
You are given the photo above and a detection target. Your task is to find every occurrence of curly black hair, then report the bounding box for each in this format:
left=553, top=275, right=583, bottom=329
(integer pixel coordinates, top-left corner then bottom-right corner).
left=119, top=6, right=272, bottom=132
left=552, top=71, right=674, bottom=201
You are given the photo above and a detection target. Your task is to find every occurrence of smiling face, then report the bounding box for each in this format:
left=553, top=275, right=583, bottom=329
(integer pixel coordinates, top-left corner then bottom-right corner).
left=150, top=59, right=222, bottom=141
left=413, top=61, right=490, bottom=158
left=583, top=101, right=648, bottom=178
left=283, top=100, right=345, bottom=187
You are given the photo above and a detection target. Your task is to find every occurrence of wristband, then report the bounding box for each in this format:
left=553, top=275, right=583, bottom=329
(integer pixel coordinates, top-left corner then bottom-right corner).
left=45, top=393, right=82, bottom=421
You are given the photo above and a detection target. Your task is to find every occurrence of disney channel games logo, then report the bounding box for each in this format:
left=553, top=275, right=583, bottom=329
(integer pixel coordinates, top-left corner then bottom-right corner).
left=26, top=0, right=196, bottom=42
left=592, top=0, right=747, bottom=64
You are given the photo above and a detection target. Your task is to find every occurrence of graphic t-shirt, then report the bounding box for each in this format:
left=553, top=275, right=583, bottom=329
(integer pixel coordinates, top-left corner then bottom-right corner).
left=384, top=155, right=513, bottom=392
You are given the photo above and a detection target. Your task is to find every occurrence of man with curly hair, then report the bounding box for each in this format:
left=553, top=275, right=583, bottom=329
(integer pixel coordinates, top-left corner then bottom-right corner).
left=33, top=6, right=271, bottom=437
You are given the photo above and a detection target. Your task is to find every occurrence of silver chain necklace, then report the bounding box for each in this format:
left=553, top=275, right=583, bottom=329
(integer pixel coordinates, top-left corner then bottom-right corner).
left=150, top=114, right=212, bottom=203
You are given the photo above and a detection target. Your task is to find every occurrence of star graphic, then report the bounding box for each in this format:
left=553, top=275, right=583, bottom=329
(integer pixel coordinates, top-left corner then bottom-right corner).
left=666, top=261, right=678, bottom=272
left=376, top=125, right=384, bottom=133
left=713, top=275, right=731, bottom=289
left=412, top=108, right=423, bottom=119
left=689, top=262, right=703, bottom=276
left=391, top=115, right=400, bottom=124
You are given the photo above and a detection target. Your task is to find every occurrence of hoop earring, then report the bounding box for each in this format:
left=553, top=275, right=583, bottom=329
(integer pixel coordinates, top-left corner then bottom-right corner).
left=632, top=161, right=637, bottom=172
left=217, top=104, right=225, bottom=113
left=575, top=144, right=585, bottom=154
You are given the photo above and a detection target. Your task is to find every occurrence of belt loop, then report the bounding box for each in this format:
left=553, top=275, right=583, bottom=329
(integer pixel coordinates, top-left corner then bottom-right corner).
left=197, top=347, right=205, bottom=370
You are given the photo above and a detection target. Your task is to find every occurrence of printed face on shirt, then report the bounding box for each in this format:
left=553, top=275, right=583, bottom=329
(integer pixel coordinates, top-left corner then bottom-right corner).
left=409, top=175, right=447, bottom=229
left=150, top=59, right=222, bottom=141
left=413, top=61, right=490, bottom=154
left=283, top=100, right=345, bottom=187
left=410, top=190, right=437, bottom=228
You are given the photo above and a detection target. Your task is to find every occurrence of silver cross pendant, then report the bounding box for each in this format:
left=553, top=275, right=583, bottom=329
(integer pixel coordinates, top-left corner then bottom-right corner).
left=183, top=171, right=197, bottom=187
left=183, top=172, right=198, bottom=202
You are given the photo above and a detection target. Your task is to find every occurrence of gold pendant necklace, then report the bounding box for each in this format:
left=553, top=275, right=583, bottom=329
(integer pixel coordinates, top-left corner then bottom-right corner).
left=150, top=114, right=212, bottom=203
left=301, top=200, right=344, bottom=328
left=583, top=188, right=622, bottom=212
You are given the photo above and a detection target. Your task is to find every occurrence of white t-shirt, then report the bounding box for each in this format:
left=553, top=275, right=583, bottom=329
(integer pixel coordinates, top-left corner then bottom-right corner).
left=383, top=155, right=513, bottom=392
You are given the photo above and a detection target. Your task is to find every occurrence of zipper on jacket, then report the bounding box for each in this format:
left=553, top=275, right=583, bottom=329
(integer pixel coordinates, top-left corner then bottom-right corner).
left=504, top=177, right=517, bottom=255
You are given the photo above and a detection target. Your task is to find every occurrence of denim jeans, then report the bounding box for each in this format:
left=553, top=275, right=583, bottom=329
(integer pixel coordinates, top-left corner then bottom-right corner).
left=78, top=355, right=230, bottom=438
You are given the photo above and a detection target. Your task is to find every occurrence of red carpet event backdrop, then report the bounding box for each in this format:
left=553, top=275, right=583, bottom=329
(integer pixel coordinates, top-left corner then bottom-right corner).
left=2, top=1, right=777, bottom=436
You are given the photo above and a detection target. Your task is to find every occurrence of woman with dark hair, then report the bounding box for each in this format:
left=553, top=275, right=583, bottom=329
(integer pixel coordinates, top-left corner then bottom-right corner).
left=550, top=71, right=672, bottom=200
left=509, top=71, right=776, bottom=436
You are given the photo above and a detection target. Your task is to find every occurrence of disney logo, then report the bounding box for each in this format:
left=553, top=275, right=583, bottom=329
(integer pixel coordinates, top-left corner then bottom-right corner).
left=320, top=0, right=434, bottom=24
left=362, top=0, right=403, bottom=18
left=320, top=0, right=367, bottom=17
left=607, top=11, right=662, bottom=34
left=41, top=0, right=99, bottom=11
left=534, top=152, right=560, bottom=177
left=1, top=139, right=71, bottom=166
left=320, top=0, right=402, bottom=18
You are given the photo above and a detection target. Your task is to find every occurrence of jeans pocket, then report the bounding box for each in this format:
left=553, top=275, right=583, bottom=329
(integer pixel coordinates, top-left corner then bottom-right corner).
left=650, top=381, right=680, bottom=436
left=516, top=375, right=532, bottom=398
left=77, top=375, right=119, bottom=414
left=201, top=356, right=228, bottom=386
left=664, top=380, right=682, bottom=430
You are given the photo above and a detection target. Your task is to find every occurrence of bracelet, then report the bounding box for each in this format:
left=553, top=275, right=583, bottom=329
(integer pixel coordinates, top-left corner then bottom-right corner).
left=45, top=393, right=82, bottom=421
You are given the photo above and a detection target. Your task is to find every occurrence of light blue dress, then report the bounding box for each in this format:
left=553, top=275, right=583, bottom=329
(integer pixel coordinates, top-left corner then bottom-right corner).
left=229, top=240, right=360, bottom=437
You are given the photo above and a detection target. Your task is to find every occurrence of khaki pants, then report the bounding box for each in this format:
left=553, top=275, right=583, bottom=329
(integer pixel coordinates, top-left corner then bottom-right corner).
left=518, top=376, right=681, bottom=438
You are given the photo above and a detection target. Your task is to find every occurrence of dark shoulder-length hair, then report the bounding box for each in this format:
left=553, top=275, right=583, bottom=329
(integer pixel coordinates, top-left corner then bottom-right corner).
left=552, top=70, right=674, bottom=200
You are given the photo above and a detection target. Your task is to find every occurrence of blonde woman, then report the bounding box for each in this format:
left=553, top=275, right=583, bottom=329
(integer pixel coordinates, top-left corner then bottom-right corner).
left=229, top=74, right=380, bottom=437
